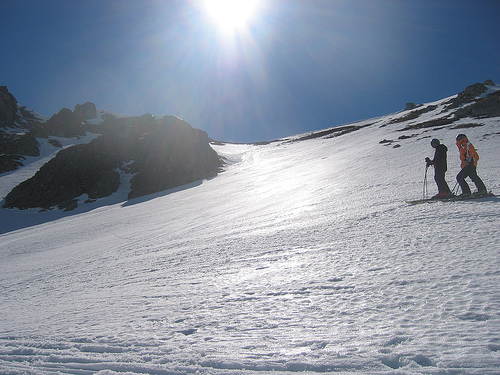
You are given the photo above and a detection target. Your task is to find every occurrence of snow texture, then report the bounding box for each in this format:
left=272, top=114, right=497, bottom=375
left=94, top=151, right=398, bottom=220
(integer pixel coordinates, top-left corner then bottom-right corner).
left=1, top=95, right=499, bottom=374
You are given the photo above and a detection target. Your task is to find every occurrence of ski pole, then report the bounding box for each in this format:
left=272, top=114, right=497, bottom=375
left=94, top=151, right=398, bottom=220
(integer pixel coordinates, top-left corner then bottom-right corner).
left=423, top=165, right=429, bottom=199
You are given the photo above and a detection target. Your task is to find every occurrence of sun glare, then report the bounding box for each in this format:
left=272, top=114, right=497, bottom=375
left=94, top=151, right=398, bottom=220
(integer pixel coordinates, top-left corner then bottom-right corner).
left=204, top=0, right=260, bottom=33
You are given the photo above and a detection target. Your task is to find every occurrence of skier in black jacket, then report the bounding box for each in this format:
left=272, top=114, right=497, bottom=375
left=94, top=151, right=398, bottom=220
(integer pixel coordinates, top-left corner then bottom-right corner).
left=425, top=138, right=451, bottom=198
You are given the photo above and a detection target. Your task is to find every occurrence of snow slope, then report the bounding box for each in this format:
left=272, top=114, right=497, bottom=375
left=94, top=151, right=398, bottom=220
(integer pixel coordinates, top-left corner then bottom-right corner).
left=0, top=95, right=499, bottom=374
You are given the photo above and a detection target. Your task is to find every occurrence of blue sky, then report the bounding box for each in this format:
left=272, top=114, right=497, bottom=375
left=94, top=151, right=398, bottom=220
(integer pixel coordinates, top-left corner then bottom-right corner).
left=1, top=0, right=499, bottom=142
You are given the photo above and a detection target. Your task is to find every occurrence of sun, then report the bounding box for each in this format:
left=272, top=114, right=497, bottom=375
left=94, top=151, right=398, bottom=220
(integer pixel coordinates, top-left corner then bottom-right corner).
left=204, top=0, right=260, bottom=34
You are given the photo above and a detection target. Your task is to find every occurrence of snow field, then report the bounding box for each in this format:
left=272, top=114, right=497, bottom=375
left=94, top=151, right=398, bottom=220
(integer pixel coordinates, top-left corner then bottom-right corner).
left=0, top=111, right=499, bottom=374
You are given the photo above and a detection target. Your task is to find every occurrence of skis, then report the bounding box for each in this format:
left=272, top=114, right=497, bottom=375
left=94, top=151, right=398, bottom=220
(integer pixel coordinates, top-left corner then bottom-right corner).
left=406, top=192, right=495, bottom=205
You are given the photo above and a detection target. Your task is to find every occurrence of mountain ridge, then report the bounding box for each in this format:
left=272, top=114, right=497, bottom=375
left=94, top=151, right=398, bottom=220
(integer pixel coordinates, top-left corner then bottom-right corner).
left=0, top=88, right=224, bottom=210
left=1, top=80, right=499, bottom=212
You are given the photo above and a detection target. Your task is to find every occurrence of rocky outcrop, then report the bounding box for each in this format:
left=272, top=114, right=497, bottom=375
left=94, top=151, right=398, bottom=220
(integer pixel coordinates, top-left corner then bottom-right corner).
left=3, top=115, right=223, bottom=210
left=1, top=87, right=222, bottom=203
left=405, top=102, right=417, bottom=111
left=0, top=132, right=40, bottom=156
left=128, top=116, right=222, bottom=199
left=3, top=142, right=121, bottom=210
left=446, top=80, right=496, bottom=110
left=0, top=87, right=43, bottom=173
left=0, top=86, right=18, bottom=129
left=0, top=155, right=25, bottom=174
left=74, top=102, right=97, bottom=120
left=446, top=80, right=500, bottom=118
left=1, top=86, right=98, bottom=139
left=0, top=87, right=94, bottom=174
left=0, top=86, right=44, bottom=131
left=453, top=89, right=500, bottom=119
left=40, top=108, right=87, bottom=138
left=456, top=82, right=488, bottom=102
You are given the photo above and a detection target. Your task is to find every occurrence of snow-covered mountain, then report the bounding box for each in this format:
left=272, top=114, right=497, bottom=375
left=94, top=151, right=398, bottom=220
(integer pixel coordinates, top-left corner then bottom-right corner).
left=0, top=91, right=223, bottom=210
left=1, top=82, right=499, bottom=374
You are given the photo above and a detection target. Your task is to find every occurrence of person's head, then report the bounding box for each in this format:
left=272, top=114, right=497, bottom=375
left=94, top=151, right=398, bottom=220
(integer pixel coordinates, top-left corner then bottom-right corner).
left=431, top=138, right=440, bottom=148
left=456, top=134, right=467, bottom=143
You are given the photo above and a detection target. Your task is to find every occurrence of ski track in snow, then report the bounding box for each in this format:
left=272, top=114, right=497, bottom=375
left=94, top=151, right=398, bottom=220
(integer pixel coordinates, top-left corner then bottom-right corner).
left=0, top=110, right=499, bottom=374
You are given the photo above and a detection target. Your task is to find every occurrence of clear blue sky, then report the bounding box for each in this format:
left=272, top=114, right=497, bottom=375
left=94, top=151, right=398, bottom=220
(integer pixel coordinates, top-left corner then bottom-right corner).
left=1, top=0, right=499, bottom=142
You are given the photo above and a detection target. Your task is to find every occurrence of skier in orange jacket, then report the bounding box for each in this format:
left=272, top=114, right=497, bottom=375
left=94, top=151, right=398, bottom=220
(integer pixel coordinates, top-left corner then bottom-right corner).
left=455, top=134, right=487, bottom=197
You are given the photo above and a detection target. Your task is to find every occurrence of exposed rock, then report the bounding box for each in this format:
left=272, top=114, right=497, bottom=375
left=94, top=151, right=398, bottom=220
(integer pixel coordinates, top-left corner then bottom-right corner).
left=128, top=116, right=222, bottom=199
left=446, top=83, right=488, bottom=109
left=14, top=132, right=40, bottom=156
left=453, top=90, right=500, bottom=119
left=451, top=123, right=485, bottom=129
left=398, top=116, right=456, bottom=131
left=0, top=132, right=40, bottom=156
left=484, top=79, right=495, bottom=86
left=390, top=105, right=437, bottom=124
left=41, top=108, right=86, bottom=138
left=74, top=102, right=97, bottom=120
left=405, top=102, right=417, bottom=111
left=58, top=199, right=79, bottom=212
left=398, top=134, right=414, bottom=140
left=395, top=81, right=500, bottom=131
left=48, top=139, right=63, bottom=148
left=458, top=82, right=488, bottom=101
left=0, top=155, right=25, bottom=174
left=0, top=132, right=40, bottom=173
left=0, top=87, right=46, bottom=173
left=3, top=115, right=223, bottom=210
left=89, top=170, right=121, bottom=199
left=288, top=125, right=366, bottom=143
left=0, top=86, right=18, bottom=129
left=3, top=142, right=121, bottom=209
left=0, top=87, right=43, bottom=132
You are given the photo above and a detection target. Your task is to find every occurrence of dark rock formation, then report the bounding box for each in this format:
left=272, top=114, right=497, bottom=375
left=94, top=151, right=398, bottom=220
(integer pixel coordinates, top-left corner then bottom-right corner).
left=0, top=87, right=44, bottom=173
left=288, top=124, right=366, bottom=143
left=3, top=142, right=121, bottom=210
left=443, top=80, right=500, bottom=118
left=398, top=116, right=456, bottom=131
left=390, top=105, right=438, bottom=125
left=0, top=86, right=44, bottom=132
left=0, top=155, right=25, bottom=174
left=454, top=90, right=500, bottom=118
left=446, top=82, right=492, bottom=109
left=41, top=108, right=86, bottom=138
left=458, top=82, right=488, bottom=101
left=0, top=86, right=18, bottom=129
left=128, top=116, right=222, bottom=199
left=0, top=130, right=42, bottom=173
left=74, top=102, right=97, bottom=120
left=3, top=115, right=223, bottom=210
left=405, top=102, right=417, bottom=111
left=0, top=132, right=40, bottom=157
left=1, top=87, right=222, bottom=194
